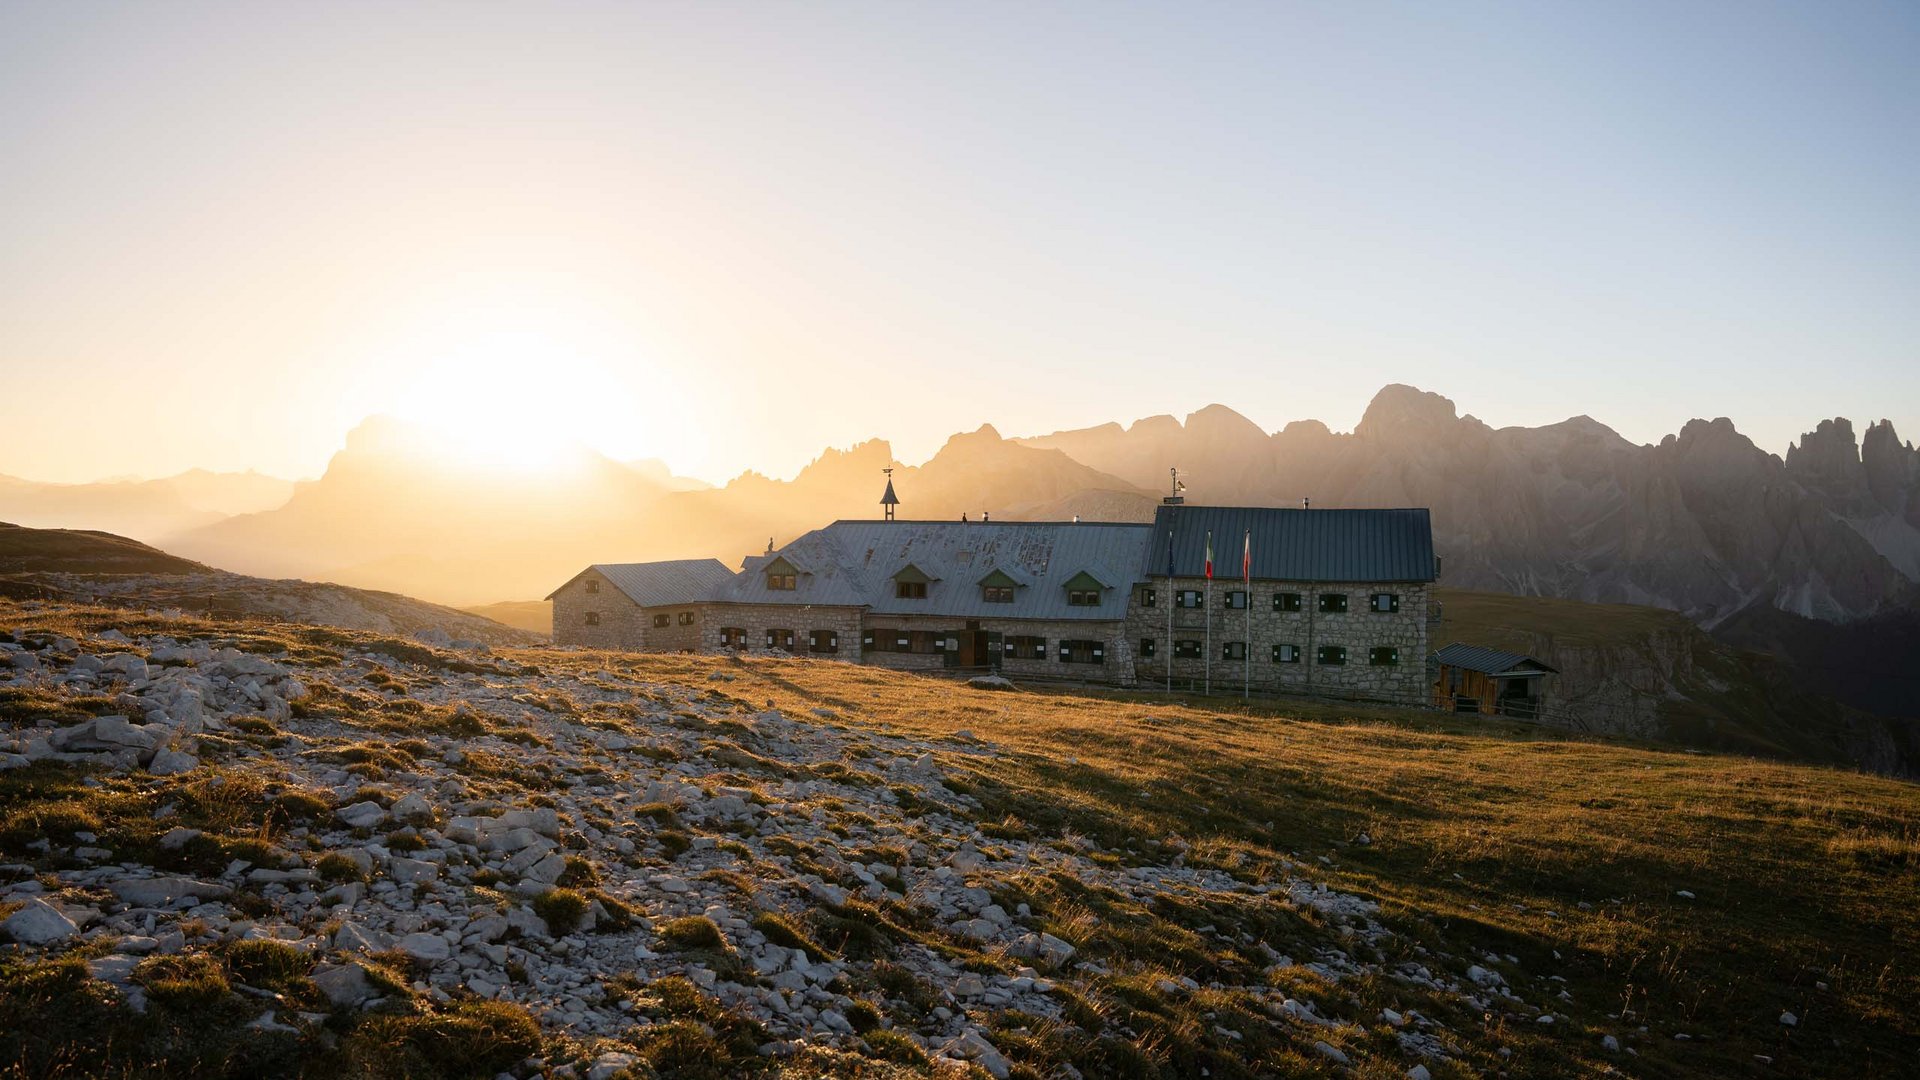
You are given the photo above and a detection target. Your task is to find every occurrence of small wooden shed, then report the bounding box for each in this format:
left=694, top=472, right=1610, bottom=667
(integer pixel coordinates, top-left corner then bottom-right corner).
left=1431, top=643, right=1557, bottom=719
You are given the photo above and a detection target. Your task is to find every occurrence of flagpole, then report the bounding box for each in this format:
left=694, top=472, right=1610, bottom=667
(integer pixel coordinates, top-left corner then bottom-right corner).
left=1204, top=530, right=1213, bottom=696
left=1165, top=529, right=1173, bottom=694
left=1244, top=528, right=1251, bottom=701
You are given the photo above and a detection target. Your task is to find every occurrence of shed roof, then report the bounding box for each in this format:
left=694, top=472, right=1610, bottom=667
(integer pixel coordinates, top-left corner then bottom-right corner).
left=1432, top=642, right=1559, bottom=676
left=1145, top=506, right=1437, bottom=583
left=710, top=519, right=1152, bottom=621
left=546, top=559, right=738, bottom=607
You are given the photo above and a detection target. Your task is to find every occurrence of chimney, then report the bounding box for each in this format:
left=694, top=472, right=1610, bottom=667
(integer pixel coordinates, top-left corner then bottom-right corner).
left=1302, top=497, right=1310, bottom=509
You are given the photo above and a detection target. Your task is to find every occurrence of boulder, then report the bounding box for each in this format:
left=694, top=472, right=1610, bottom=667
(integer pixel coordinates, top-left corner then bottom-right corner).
left=336, top=801, right=388, bottom=829
left=313, top=961, right=376, bottom=1006
left=397, top=932, right=452, bottom=962
left=110, top=876, right=230, bottom=907
left=1, top=898, right=78, bottom=945
left=391, top=792, right=432, bottom=822
left=148, top=750, right=198, bottom=776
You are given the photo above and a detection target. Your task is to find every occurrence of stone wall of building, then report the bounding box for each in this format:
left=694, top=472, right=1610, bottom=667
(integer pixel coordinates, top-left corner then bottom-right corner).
left=551, top=570, right=648, bottom=649
left=698, top=603, right=866, bottom=658
left=858, top=613, right=1136, bottom=685
left=1124, top=579, right=1431, bottom=703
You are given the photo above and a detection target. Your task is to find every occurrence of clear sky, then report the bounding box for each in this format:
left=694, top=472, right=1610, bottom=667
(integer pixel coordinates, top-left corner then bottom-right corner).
left=2, top=0, right=1915, bottom=484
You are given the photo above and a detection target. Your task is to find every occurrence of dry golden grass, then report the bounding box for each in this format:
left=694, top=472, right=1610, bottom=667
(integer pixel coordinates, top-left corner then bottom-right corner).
left=555, top=649, right=1920, bottom=1077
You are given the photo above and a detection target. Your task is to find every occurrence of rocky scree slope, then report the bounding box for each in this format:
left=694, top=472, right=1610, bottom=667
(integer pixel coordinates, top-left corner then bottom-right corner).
left=0, top=603, right=1914, bottom=1078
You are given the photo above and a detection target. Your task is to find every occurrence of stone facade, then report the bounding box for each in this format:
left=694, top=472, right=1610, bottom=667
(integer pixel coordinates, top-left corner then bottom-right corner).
left=552, top=570, right=707, bottom=651
left=1124, top=579, right=1432, bottom=703
left=699, top=603, right=866, bottom=659
left=856, top=613, right=1135, bottom=685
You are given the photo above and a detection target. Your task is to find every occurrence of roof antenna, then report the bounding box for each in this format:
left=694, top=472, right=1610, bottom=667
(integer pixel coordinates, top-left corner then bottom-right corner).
left=1164, top=466, right=1186, bottom=505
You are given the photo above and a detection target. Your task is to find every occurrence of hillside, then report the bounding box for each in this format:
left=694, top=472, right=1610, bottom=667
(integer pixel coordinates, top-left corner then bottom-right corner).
left=1434, top=588, right=1920, bottom=777
left=0, top=521, right=211, bottom=577
left=1, top=601, right=1915, bottom=1078
left=0, top=522, right=537, bottom=648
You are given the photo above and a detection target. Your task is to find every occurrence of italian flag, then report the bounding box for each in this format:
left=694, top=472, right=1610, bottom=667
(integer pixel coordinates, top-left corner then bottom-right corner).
left=1205, top=531, right=1213, bottom=580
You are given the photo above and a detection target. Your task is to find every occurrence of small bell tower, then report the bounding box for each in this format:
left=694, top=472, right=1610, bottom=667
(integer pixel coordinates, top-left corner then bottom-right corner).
left=880, top=468, right=900, bottom=522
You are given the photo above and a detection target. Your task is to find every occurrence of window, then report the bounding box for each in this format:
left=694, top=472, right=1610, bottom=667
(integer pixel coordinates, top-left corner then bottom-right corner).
left=896, top=580, right=928, bottom=600
left=1138, top=587, right=1158, bottom=608
left=1059, top=639, right=1106, bottom=664
left=678, top=611, right=696, bottom=625
left=585, top=579, right=599, bottom=594
left=767, top=573, right=797, bottom=591
left=1273, top=592, right=1302, bottom=612
left=982, top=585, right=1014, bottom=603
left=892, top=631, right=912, bottom=652
left=720, top=627, right=746, bottom=649
left=1225, top=590, right=1248, bottom=610
left=1316, top=645, right=1347, bottom=666
left=1004, top=635, right=1046, bottom=660
left=1272, top=643, right=1300, bottom=664
left=1067, top=589, right=1101, bottom=607
left=583, top=612, right=601, bottom=626
left=1222, top=641, right=1247, bottom=661
left=1318, top=593, right=1349, bottom=614
left=1140, top=638, right=1157, bottom=658
left=1369, top=646, right=1399, bottom=666
left=1173, top=639, right=1203, bottom=659
left=908, top=630, right=943, bottom=654
left=652, top=613, right=671, bottom=628
left=809, top=629, right=839, bottom=654
left=765, top=628, right=795, bottom=650
left=1175, top=589, right=1205, bottom=609
left=1370, top=593, right=1400, bottom=613
left=861, top=631, right=876, bottom=653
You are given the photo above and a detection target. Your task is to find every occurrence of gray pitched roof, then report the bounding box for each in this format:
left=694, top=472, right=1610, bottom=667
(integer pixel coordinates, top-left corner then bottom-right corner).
left=710, top=520, right=1152, bottom=621
left=547, top=559, right=738, bottom=607
left=1432, top=643, right=1559, bottom=676
left=1145, top=506, right=1437, bottom=583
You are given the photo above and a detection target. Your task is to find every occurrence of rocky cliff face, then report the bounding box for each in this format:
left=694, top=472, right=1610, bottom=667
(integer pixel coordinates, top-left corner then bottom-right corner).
left=1022, top=385, right=1920, bottom=624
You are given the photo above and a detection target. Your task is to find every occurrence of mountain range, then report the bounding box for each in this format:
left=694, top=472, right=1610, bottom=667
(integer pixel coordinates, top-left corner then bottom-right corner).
left=7, top=386, right=1917, bottom=634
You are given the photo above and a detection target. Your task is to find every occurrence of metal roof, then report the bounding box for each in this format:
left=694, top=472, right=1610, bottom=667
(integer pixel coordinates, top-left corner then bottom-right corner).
left=1432, top=642, right=1559, bottom=676
left=709, top=519, right=1153, bottom=621
left=546, top=558, right=739, bottom=607
left=1145, top=506, right=1437, bottom=583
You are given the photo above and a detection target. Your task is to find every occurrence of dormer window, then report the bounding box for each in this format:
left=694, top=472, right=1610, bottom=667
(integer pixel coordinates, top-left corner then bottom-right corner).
left=1061, top=570, right=1106, bottom=608
left=893, top=564, right=934, bottom=600
left=764, top=556, right=801, bottom=592
left=978, top=568, right=1018, bottom=604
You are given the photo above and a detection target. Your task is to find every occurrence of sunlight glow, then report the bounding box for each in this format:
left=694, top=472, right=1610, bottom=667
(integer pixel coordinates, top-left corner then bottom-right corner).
left=365, top=297, right=704, bottom=476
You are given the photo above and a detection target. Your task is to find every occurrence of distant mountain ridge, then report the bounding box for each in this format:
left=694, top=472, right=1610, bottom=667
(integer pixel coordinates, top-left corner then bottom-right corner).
left=1021, top=385, right=1920, bottom=624
left=17, top=388, right=1917, bottom=631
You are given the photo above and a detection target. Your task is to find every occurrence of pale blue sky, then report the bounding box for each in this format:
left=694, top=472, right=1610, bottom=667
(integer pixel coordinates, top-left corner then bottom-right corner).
left=2, top=0, right=1915, bottom=482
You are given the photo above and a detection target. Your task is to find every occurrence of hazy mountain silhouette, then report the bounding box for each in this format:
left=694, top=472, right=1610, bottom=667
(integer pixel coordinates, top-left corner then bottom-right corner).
left=162, top=416, right=1147, bottom=604
left=0, top=468, right=294, bottom=541
left=1021, top=385, right=1920, bottom=623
